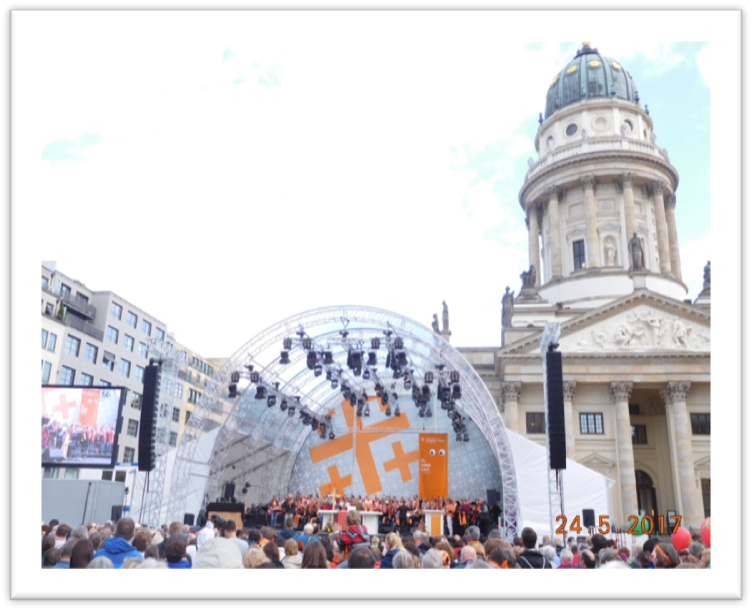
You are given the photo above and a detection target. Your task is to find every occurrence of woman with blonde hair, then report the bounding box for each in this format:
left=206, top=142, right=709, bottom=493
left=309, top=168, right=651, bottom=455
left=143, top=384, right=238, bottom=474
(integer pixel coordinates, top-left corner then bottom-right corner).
left=379, top=532, right=403, bottom=569
left=282, top=538, right=302, bottom=568
left=243, top=547, right=271, bottom=569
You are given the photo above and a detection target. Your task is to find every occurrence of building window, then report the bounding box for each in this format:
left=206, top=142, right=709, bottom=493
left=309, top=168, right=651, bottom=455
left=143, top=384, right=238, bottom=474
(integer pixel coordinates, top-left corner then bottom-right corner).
left=185, top=410, right=193, bottom=425
left=64, top=468, right=80, bottom=480
left=155, top=328, right=165, bottom=342
left=101, top=470, right=113, bottom=481
left=188, top=389, right=201, bottom=404
left=81, top=373, right=94, bottom=387
left=172, top=407, right=180, bottom=422
left=119, top=359, right=131, bottom=378
left=58, top=282, right=71, bottom=300
left=114, top=471, right=127, bottom=483
left=45, top=302, right=54, bottom=316
left=64, top=334, right=81, bottom=357
left=111, top=302, right=123, bottom=320
left=526, top=412, right=546, bottom=434
left=42, top=330, right=57, bottom=351
left=701, top=479, right=710, bottom=518
left=573, top=239, right=586, bottom=270
left=84, top=343, right=98, bottom=364
left=42, top=276, right=49, bottom=291
left=126, top=311, right=138, bottom=328
left=131, top=392, right=142, bottom=410
left=690, top=413, right=710, bottom=435
left=580, top=413, right=604, bottom=434
left=175, top=383, right=183, bottom=399
left=42, top=361, right=52, bottom=384
left=138, top=342, right=149, bottom=359
left=126, top=419, right=139, bottom=437
left=631, top=424, right=648, bottom=444
left=169, top=432, right=178, bottom=447
left=59, top=366, right=75, bottom=385
left=123, top=447, right=135, bottom=463
left=142, top=320, right=152, bottom=336
left=123, top=335, right=135, bottom=352
left=100, top=379, right=111, bottom=387
left=106, top=326, right=119, bottom=344
left=135, top=366, right=145, bottom=383
left=102, top=351, right=116, bottom=372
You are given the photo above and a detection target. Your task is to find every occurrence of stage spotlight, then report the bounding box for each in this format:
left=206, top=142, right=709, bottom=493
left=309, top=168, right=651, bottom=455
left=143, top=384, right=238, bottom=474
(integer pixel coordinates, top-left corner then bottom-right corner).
left=397, top=352, right=408, bottom=367
left=463, top=433, right=469, bottom=442
left=392, top=369, right=401, bottom=379
left=456, top=433, right=462, bottom=442
left=437, top=386, right=448, bottom=402
left=364, top=406, right=370, bottom=417
left=394, top=338, right=404, bottom=349
left=267, top=395, right=276, bottom=408
left=354, top=367, right=362, bottom=377
left=343, top=388, right=352, bottom=400
left=450, top=371, right=460, bottom=383
left=374, top=384, right=383, bottom=396
left=422, top=384, right=430, bottom=397
left=357, top=397, right=365, bottom=409
left=302, top=414, right=310, bottom=426
left=283, top=338, right=292, bottom=350
left=426, top=407, right=432, bottom=418
left=367, top=351, right=377, bottom=367
left=418, top=409, right=425, bottom=418
left=279, top=350, right=291, bottom=365
left=280, top=399, right=288, bottom=412
left=452, top=384, right=462, bottom=400
left=231, top=371, right=240, bottom=383
left=385, top=407, right=392, bottom=417
left=329, top=431, right=335, bottom=440
left=356, top=407, right=363, bottom=417
left=394, top=406, right=401, bottom=417
left=331, top=379, right=339, bottom=389
left=314, top=364, right=323, bottom=377
left=228, top=384, right=238, bottom=398
left=307, top=351, right=317, bottom=370
left=424, top=372, right=434, bottom=384
left=371, top=337, right=380, bottom=349
left=288, top=406, right=296, bottom=417
left=347, top=349, right=362, bottom=370
left=320, top=423, right=327, bottom=436
left=302, top=337, right=312, bottom=350
left=380, top=393, right=389, bottom=406
left=349, top=395, right=356, bottom=407
left=250, top=371, right=260, bottom=384
left=310, top=419, right=318, bottom=430
left=323, top=351, right=334, bottom=365
left=362, top=370, right=371, bottom=380
left=254, top=386, right=266, bottom=400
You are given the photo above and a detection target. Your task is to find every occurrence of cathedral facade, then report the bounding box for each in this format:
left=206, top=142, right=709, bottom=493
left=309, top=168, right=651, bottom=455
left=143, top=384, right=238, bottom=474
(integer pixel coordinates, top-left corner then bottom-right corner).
left=460, top=43, right=710, bottom=530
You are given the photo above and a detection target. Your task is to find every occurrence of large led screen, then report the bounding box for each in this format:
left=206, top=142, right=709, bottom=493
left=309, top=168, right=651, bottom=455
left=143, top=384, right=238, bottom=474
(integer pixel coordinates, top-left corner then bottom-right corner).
left=42, top=386, right=126, bottom=468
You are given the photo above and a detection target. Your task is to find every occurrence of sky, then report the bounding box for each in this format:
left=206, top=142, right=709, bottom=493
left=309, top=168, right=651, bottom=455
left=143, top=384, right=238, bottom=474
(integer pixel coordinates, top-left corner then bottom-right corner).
left=22, top=12, right=712, bottom=358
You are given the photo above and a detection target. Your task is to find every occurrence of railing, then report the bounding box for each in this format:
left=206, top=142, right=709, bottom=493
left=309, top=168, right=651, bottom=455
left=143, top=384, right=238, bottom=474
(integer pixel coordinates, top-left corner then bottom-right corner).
left=43, top=285, right=97, bottom=319
left=63, top=311, right=104, bottom=341
left=525, top=136, right=670, bottom=181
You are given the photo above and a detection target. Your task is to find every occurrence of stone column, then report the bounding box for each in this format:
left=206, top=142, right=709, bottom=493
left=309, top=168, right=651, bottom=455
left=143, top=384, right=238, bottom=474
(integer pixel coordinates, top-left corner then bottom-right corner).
left=610, top=381, right=638, bottom=522
left=501, top=382, right=522, bottom=434
left=527, top=205, right=541, bottom=287
left=546, top=186, right=563, bottom=278
left=664, top=382, right=705, bottom=528
left=563, top=381, right=577, bottom=460
left=648, top=181, right=672, bottom=274
left=665, top=194, right=683, bottom=281
left=581, top=175, right=601, bottom=268
left=617, top=173, right=637, bottom=246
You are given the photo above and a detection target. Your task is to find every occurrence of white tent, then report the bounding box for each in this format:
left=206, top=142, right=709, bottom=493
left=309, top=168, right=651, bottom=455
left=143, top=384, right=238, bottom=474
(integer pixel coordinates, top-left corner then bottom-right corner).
left=130, top=427, right=614, bottom=538
left=505, top=429, right=615, bottom=537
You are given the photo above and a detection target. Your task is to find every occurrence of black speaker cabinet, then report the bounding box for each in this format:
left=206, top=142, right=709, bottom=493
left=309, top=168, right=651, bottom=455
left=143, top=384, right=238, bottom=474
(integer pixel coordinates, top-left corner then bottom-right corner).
left=138, top=363, right=161, bottom=472
left=111, top=505, right=123, bottom=522
left=583, top=509, right=596, bottom=528
left=184, top=513, right=195, bottom=526
left=224, top=482, right=236, bottom=500
left=546, top=350, right=567, bottom=470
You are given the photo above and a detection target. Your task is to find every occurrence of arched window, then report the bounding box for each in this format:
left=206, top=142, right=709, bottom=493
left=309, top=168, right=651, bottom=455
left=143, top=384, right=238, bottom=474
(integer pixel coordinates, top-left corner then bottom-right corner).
left=635, top=469, right=658, bottom=518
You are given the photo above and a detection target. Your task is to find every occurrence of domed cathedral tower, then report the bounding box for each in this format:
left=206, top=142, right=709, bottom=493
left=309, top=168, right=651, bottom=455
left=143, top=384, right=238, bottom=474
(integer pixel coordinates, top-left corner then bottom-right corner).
left=519, top=42, right=685, bottom=311
left=461, top=43, right=710, bottom=532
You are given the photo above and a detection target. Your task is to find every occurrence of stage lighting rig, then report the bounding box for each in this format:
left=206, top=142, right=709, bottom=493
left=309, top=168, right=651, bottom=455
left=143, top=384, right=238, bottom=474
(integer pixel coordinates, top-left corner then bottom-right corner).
left=329, top=431, right=335, bottom=440
left=280, top=398, right=288, bottom=411
left=362, top=369, right=371, bottom=380
left=449, top=371, right=460, bottom=383
left=228, top=384, right=239, bottom=398
left=323, top=351, right=334, bottom=365
left=302, top=337, right=313, bottom=350
left=451, top=384, right=462, bottom=400
left=254, top=386, right=266, bottom=401
left=283, top=337, right=292, bottom=350
left=424, top=372, right=434, bottom=384
left=367, top=351, right=377, bottom=367
left=371, top=337, right=380, bottom=349
left=279, top=351, right=291, bottom=365
left=267, top=395, right=276, bottom=408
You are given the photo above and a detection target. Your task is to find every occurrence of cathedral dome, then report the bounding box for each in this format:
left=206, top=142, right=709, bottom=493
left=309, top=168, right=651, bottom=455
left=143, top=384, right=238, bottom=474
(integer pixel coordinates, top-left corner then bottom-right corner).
left=544, top=42, right=640, bottom=120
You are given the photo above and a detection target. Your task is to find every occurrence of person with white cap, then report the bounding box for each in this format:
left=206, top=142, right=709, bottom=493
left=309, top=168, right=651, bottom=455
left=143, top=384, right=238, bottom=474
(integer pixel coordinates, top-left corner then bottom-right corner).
left=294, top=523, right=318, bottom=546
left=192, top=537, right=244, bottom=569
left=196, top=520, right=215, bottom=549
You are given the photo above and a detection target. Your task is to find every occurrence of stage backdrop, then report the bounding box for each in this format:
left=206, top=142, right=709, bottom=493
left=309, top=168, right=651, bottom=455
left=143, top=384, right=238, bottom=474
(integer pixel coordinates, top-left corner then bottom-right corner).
left=418, top=434, right=448, bottom=499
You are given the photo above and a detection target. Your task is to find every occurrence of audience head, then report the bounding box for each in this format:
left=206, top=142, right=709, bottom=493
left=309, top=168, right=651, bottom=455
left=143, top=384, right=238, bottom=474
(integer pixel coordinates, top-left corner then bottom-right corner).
left=301, top=541, right=328, bottom=569
left=460, top=545, right=477, bottom=564
left=243, top=547, right=271, bottom=569
left=165, top=534, right=187, bottom=563
left=421, top=548, right=445, bottom=569
left=392, top=550, right=415, bottom=569
left=87, top=556, right=114, bottom=569
left=114, top=517, right=136, bottom=542
left=70, top=538, right=94, bottom=569
left=347, top=546, right=375, bottom=569
left=521, top=527, right=537, bottom=550
left=466, top=526, right=481, bottom=542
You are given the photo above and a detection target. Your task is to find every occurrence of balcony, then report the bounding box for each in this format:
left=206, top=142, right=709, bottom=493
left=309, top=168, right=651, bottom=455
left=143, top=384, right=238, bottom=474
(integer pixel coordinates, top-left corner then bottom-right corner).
left=43, top=284, right=97, bottom=319
left=44, top=309, right=104, bottom=341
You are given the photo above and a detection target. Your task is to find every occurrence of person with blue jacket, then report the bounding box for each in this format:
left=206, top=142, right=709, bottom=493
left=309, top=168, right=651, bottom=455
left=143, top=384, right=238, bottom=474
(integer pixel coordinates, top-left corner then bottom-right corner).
left=378, top=532, right=403, bottom=569
left=93, top=517, right=142, bottom=569
left=293, top=523, right=318, bottom=546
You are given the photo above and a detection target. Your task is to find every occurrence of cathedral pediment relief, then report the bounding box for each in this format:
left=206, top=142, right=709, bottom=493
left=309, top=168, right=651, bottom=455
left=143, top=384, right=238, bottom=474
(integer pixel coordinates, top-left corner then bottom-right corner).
left=506, top=291, right=710, bottom=355
left=579, top=453, right=615, bottom=469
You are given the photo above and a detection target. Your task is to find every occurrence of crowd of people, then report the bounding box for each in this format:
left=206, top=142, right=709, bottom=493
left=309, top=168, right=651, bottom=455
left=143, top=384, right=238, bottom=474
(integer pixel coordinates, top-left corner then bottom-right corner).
left=257, top=493, right=501, bottom=536
left=42, top=420, right=116, bottom=458
left=41, top=509, right=710, bottom=570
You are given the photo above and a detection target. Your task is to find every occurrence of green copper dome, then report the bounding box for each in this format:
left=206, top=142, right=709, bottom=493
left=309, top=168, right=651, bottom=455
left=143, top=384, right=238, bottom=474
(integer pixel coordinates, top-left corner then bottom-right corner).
left=544, top=42, right=640, bottom=120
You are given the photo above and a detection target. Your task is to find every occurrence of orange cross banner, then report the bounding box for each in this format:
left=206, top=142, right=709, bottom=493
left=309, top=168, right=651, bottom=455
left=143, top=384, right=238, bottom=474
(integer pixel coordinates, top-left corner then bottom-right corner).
left=419, top=434, right=448, bottom=499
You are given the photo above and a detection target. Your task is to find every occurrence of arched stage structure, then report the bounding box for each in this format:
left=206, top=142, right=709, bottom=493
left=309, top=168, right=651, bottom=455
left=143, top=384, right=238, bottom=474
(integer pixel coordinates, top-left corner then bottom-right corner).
left=146, top=305, right=614, bottom=538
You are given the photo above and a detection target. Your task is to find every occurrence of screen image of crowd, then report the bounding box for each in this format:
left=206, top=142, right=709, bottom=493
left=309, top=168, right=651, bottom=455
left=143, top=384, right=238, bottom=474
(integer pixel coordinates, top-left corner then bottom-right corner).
left=42, top=420, right=116, bottom=460
left=41, top=493, right=710, bottom=570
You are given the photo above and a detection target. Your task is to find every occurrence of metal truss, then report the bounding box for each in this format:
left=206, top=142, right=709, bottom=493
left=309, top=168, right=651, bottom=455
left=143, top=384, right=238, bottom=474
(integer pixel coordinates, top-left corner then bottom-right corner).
left=168, top=306, right=521, bottom=537
left=141, top=340, right=186, bottom=526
